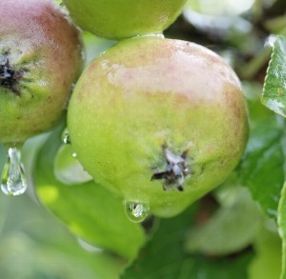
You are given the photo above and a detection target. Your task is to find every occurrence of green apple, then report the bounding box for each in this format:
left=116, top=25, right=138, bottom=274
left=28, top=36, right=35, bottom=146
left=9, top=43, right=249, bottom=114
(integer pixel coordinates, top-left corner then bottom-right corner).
left=0, top=0, right=82, bottom=144
left=63, top=0, right=187, bottom=39
left=68, top=37, right=248, bottom=218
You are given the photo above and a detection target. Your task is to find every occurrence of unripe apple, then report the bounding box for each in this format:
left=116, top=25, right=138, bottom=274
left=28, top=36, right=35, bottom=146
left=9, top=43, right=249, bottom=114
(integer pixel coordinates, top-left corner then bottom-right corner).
left=63, top=0, right=187, bottom=39
left=0, top=0, right=82, bottom=144
left=68, top=37, right=248, bottom=218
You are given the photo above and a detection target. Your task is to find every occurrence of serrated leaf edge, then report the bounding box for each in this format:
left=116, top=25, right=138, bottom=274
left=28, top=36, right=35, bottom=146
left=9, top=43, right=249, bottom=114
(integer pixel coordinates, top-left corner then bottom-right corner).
left=262, top=35, right=286, bottom=117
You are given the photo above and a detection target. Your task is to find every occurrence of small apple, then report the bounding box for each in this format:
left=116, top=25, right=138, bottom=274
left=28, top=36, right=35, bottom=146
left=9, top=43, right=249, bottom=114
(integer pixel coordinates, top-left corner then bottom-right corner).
left=68, top=37, right=248, bottom=218
left=63, top=0, right=187, bottom=39
left=0, top=0, right=82, bottom=144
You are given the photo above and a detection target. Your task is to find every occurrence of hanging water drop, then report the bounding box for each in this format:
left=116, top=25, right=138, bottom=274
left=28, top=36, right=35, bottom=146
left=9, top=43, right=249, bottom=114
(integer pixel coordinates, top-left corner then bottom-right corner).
left=62, top=129, right=71, bottom=145
left=125, top=201, right=150, bottom=223
left=54, top=144, right=92, bottom=185
left=1, top=147, right=28, bottom=196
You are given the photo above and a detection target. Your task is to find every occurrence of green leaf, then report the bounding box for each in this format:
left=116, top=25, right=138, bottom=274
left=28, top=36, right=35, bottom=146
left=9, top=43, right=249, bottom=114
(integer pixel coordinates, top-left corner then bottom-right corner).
left=0, top=194, right=124, bottom=279
left=249, top=223, right=282, bottom=279
left=262, top=35, right=286, bottom=117
left=34, top=126, right=146, bottom=260
left=238, top=83, right=285, bottom=218
left=121, top=204, right=253, bottom=279
left=185, top=187, right=263, bottom=256
left=278, top=182, right=286, bottom=279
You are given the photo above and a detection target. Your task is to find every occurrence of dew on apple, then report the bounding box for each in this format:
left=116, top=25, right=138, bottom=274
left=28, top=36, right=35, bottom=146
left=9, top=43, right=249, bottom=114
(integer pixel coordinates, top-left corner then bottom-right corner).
left=62, top=129, right=71, bottom=145
left=125, top=201, right=150, bottom=223
left=1, top=147, right=28, bottom=196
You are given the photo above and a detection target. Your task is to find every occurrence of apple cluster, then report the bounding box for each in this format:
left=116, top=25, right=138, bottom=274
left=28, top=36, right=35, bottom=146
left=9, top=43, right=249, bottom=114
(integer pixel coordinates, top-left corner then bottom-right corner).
left=0, top=0, right=248, bottom=218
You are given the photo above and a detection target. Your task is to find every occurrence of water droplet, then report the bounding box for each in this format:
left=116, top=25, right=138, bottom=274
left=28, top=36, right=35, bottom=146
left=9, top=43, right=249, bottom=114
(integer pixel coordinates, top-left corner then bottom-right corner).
left=1, top=147, right=28, bottom=196
left=125, top=201, right=150, bottom=223
left=62, top=129, right=71, bottom=145
left=72, top=152, right=77, bottom=158
left=54, top=144, right=92, bottom=185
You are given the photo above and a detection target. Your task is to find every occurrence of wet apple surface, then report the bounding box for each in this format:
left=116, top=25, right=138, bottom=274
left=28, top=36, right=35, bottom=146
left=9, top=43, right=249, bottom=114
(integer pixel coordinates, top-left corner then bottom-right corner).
left=63, top=0, right=187, bottom=39
left=68, top=37, right=249, bottom=218
left=0, top=0, right=82, bottom=144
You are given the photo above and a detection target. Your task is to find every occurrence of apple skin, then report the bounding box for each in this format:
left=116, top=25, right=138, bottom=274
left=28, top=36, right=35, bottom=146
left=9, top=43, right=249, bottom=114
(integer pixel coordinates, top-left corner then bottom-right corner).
left=0, top=0, right=82, bottom=144
left=68, top=37, right=248, bottom=218
left=62, top=0, right=187, bottom=39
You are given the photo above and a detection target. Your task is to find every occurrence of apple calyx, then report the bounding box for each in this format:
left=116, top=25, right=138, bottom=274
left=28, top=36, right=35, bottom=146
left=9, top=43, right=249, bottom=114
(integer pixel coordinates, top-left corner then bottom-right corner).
left=0, top=55, right=23, bottom=95
left=151, top=145, right=190, bottom=192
